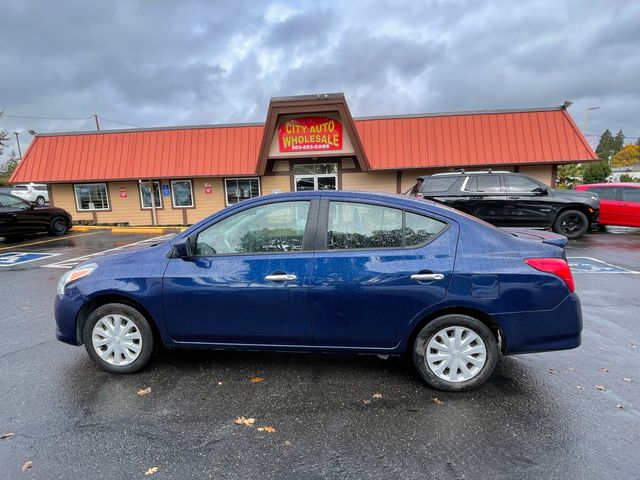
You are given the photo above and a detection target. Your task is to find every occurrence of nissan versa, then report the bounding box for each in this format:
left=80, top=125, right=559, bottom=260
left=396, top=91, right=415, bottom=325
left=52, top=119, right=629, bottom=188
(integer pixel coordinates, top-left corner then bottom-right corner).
left=55, top=191, right=582, bottom=391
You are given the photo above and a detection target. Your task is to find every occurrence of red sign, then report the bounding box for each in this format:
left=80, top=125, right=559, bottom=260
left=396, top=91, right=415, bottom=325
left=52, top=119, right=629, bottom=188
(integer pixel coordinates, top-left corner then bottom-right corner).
left=119, top=187, right=127, bottom=199
left=278, top=116, right=342, bottom=152
left=203, top=182, right=212, bottom=195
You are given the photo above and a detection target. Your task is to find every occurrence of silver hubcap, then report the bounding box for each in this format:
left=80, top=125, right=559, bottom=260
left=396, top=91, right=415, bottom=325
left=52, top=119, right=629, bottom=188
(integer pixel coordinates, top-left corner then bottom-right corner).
left=92, top=314, right=142, bottom=366
left=426, top=326, right=487, bottom=383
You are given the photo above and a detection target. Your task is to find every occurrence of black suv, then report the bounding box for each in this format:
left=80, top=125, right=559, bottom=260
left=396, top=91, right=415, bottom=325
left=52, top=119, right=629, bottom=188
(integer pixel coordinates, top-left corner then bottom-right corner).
left=409, top=170, right=599, bottom=239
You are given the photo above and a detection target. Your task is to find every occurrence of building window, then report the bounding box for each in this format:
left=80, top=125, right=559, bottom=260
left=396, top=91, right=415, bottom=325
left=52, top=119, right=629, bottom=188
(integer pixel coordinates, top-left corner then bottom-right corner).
left=171, top=180, right=194, bottom=208
left=74, top=183, right=110, bottom=211
left=225, top=177, right=260, bottom=205
left=139, top=181, right=162, bottom=209
left=293, top=163, right=338, bottom=191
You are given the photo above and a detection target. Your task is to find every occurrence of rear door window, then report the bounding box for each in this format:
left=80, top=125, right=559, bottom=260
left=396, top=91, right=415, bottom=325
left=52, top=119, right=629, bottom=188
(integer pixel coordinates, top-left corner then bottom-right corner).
left=465, top=175, right=501, bottom=193
left=622, top=187, right=640, bottom=203
left=586, top=186, right=618, bottom=201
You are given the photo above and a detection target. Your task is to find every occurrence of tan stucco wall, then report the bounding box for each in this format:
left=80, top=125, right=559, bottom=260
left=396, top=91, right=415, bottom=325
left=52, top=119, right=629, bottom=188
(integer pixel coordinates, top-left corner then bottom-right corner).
left=341, top=171, right=397, bottom=194
left=51, top=183, right=93, bottom=222
left=261, top=175, right=291, bottom=195
left=187, top=178, right=226, bottom=224
left=519, top=165, right=553, bottom=186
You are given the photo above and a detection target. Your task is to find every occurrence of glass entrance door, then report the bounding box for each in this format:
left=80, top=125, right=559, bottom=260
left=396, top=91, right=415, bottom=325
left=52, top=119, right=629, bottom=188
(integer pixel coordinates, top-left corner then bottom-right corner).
left=293, top=163, right=338, bottom=191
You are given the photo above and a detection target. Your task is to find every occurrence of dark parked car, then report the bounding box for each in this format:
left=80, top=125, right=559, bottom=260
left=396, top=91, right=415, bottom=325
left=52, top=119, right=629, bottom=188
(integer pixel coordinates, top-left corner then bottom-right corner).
left=0, top=193, right=72, bottom=238
left=409, top=171, right=599, bottom=239
left=55, top=191, right=582, bottom=392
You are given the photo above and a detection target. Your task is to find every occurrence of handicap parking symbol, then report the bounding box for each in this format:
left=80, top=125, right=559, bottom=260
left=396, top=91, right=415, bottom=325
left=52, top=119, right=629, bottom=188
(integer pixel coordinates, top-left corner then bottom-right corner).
left=567, top=256, right=639, bottom=274
left=0, top=252, right=60, bottom=267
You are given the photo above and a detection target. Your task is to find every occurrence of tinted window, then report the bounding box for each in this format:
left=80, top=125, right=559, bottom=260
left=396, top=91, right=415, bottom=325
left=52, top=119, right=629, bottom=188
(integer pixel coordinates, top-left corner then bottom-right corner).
left=404, top=212, right=447, bottom=246
left=465, top=175, right=501, bottom=193
left=505, top=175, right=541, bottom=193
left=196, top=201, right=310, bottom=255
left=0, top=194, right=29, bottom=208
left=420, top=177, right=459, bottom=193
left=622, top=187, right=640, bottom=203
left=225, top=178, right=260, bottom=205
left=587, top=186, right=618, bottom=201
left=328, top=202, right=403, bottom=249
left=33, top=185, right=48, bottom=191
left=13, top=185, right=28, bottom=190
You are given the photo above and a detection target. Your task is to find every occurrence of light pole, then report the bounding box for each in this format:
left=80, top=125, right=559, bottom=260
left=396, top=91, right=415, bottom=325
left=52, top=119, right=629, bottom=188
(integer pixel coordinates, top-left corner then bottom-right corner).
left=13, top=131, right=22, bottom=159
left=583, top=106, right=600, bottom=133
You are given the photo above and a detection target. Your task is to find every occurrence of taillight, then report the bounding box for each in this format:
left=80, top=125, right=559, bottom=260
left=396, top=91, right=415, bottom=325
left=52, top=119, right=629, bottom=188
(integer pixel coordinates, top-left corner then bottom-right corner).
left=525, top=258, right=575, bottom=293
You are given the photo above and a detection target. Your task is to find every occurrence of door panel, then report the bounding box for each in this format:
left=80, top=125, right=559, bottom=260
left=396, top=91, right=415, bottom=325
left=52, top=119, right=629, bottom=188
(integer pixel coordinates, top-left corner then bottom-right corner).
left=622, top=187, right=640, bottom=226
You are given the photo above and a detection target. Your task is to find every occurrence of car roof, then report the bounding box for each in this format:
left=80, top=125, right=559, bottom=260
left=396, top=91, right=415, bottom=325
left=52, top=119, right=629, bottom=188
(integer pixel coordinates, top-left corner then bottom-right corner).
left=576, top=183, right=640, bottom=188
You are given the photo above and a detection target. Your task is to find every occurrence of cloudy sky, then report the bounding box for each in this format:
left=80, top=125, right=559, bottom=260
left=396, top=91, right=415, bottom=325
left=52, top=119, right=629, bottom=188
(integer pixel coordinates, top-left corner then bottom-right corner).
left=1, top=0, right=639, bottom=164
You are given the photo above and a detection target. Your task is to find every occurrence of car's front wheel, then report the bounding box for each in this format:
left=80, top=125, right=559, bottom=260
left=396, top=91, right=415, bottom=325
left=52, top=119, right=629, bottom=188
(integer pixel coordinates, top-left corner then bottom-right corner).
left=49, top=216, right=68, bottom=236
left=413, top=314, right=499, bottom=391
left=553, top=209, right=588, bottom=239
left=82, top=303, right=154, bottom=373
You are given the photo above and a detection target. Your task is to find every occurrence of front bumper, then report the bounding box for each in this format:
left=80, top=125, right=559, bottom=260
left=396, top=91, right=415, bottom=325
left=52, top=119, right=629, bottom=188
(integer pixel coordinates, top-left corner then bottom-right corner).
left=494, top=293, right=583, bottom=355
left=54, top=288, right=88, bottom=346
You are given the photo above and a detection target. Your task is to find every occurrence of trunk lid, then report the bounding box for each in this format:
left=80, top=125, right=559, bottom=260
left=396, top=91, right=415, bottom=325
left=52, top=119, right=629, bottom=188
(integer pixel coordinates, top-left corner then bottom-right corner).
left=501, top=227, right=568, bottom=249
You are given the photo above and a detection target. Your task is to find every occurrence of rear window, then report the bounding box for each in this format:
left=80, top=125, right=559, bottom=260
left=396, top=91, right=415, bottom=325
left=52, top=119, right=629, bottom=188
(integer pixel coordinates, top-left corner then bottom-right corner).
left=33, top=185, right=48, bottom=191
left=420, top=176, right=459, bottom=193
left=13, top=185, right=28, bottom=190
left=586, top=186, right=618, bottom=201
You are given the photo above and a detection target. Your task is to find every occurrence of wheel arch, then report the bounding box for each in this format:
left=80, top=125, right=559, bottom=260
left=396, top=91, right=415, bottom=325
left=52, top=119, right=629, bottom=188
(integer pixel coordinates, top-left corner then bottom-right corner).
left=405, top=306, right=505, bottom=354
left=75, top=293, right=162, bottom=346
left=554, top=204, right=594, bottom=222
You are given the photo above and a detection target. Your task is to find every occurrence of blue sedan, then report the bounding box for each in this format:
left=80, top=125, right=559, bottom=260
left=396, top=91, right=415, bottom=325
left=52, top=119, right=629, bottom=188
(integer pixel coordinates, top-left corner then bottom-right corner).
left=55, top=191, right=582, bottom=391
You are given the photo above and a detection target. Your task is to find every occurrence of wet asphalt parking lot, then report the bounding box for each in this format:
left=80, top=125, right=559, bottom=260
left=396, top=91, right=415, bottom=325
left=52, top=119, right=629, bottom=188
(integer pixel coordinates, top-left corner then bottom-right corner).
left=0, top=228, right=638, bottom=479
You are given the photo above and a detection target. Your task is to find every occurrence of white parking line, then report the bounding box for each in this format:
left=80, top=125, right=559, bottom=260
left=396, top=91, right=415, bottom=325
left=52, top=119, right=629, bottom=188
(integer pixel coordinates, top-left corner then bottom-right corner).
left=41, top=234, right=175, bottom=269
left=567, top=256, right=640, bottom=274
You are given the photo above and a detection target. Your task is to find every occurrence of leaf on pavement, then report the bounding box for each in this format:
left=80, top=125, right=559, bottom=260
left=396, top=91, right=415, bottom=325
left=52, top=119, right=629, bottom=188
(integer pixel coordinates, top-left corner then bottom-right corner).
left=576, top=385, right=584, bottom=390
left=249, top=377, right=265, bottom=383
left=629, top=343, right=637, bottom=349
left=144, top=466, right=159, bottom=476
left=432, top=397, right=444, bottom=406
left=548, top=368, right=559, bottom=375
left=362, top=399, right=371, bottom=405
left=595, top=385, right=607, bottom=391
left=257, top=426, right=276, bottom=433
left=623, top=378, right=632, bottom=382
left=21, top=460, right=33, bottom=472
left=600, top=368, right=609, bottom=373
left=234, top=416, right=256, bottom=427
left=615, top=404, right=623, bottom=409
left=372, top=393, right=383, bottom=399
left=136, top=387, right=152, bottom=397
left=1, top=432, right=14, bottom=440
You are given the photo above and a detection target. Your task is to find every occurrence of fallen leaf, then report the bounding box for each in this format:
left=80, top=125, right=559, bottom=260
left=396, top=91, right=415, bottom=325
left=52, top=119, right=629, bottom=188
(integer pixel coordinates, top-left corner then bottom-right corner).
left=249, top=377, right=265, bottom=383
left=623, top=378, right=632, bottom=382
left=284, top=440, right=291, bottom=446
left=600, top=368, right=609, bottom=373
left=1, top=432, right=14, bottom=440
left=431, top=397, right=444, bottom=406
left=629, top=343, right=637, bottom=349
left=372, top=393, right=383, bottom=399
left=21, top=460, right=33, bottom=472
left=548, top=368, right=559, bottom=375
left=576, top=385, right=584, bottom=390
left=566, top=367, right=575, bottom=372
left=615, top=404, right=623, bottom=409
left=234, top=416, right=256, bottom=427
left=362, top=399, right=371, bottom=405
left=595, top=385, right=607, bottom=391
left=217, top=381, right=223, bottom=385
left=136, top=387, right=152, bottom=396
left=144, top=466, right=159, bottom=476
left=257, top=426, right=276, bottom=433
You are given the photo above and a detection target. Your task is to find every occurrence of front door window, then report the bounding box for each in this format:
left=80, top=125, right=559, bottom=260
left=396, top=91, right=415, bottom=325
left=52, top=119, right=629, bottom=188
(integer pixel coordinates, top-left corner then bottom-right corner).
left=293, top=163, right=338, bottom=191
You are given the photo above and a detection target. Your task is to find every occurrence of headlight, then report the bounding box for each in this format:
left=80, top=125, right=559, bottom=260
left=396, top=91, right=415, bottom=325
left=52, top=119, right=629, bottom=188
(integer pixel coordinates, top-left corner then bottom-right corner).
left=591, top=195, right=598, bottom=202
left=57, top=263, right=97, bottom=296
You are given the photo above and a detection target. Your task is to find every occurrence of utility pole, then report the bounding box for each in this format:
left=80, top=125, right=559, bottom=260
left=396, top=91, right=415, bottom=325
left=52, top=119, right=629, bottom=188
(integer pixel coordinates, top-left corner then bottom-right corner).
left=583, top=106, right=600, bottom=133
left=13, top=131, right=22, bottom=159
left=93, top=114, right=100, bottom=131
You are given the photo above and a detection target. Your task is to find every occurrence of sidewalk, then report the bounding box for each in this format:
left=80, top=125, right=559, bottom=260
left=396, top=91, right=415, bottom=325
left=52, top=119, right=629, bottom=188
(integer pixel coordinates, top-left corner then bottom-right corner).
left=71, top=225, right=188, bottom=234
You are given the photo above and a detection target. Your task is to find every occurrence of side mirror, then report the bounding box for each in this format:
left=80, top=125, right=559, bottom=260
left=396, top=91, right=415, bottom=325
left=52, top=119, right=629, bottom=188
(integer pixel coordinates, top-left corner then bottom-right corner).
left=533, top=187, right=548, bottom=195
left=172, top=236, right=194, bottom=258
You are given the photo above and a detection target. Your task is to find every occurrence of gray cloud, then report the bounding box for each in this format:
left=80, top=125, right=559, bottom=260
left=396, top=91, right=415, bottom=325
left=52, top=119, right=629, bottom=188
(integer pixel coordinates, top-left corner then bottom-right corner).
left=1, top=0, right=639, bottom=162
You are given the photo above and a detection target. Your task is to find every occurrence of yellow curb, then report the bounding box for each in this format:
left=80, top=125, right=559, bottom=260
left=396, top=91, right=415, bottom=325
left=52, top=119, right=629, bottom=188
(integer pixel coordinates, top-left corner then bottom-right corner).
left=111, top=227, right=169, bottom=234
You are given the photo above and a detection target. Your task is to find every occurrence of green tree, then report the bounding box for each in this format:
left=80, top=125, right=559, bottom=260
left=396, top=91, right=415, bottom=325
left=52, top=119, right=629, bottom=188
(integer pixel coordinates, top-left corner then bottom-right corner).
left=613, top=129, right=625, bottom=152
left=595, top=129, right=616, bottom=161
left=0, top=149, right=20, bottom=186
left=556, top=163, right=584, bottom=189
left=636, top=137, right=640, bottom=148
left=611, top=144, right=640, bottom=167
left=582, top=161, right=611, bottom=184
left=619, top=173, right=640, bottom=182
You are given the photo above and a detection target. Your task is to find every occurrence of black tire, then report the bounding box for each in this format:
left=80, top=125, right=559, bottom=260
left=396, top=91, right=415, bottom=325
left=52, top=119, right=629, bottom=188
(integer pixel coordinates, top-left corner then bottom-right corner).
left=35, top=196, right=45, bottom=206
left=49, top=216, right=68, bottom=236
left=413, top=314, right=499, bottom=392
left=82, top=303, right=154, bottom=374
left=552, top=209, right=589, bottom=239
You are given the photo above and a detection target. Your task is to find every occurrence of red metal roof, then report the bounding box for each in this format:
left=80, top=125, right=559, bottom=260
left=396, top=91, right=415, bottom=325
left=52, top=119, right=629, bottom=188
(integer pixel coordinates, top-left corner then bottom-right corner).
left=354, top=109, right=596, bottom=170
left=11, top=107, right=595, bottom=183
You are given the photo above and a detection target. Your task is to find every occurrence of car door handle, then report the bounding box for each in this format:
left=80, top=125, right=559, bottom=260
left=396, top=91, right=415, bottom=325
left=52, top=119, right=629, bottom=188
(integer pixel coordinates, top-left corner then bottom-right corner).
left=410, top=273, right=445, bottom=281
left=264, top=274, right=297, bottom=282
left=508, top=196, right=520, bottom=200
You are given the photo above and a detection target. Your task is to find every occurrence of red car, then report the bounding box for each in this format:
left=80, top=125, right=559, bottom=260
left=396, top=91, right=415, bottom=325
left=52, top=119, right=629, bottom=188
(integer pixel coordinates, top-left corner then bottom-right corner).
left=575, top=183, right=640, bottom=227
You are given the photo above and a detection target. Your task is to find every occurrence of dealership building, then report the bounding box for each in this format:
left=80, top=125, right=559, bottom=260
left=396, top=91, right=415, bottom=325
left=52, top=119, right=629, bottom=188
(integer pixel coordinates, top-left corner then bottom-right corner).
left=10, top=94, right=596, bottom=226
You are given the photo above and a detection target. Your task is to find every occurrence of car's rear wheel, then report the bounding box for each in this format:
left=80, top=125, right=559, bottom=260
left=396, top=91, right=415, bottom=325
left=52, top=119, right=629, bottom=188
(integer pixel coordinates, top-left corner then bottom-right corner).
left=49, top=216, right=68, bottom=236
left=35, top=196, right=45, bottom=206
left=82, top=303, right=154, bottom=373
left=553, top=209, right=588, bottom=239
left=413, top=314, right=499, bottom=391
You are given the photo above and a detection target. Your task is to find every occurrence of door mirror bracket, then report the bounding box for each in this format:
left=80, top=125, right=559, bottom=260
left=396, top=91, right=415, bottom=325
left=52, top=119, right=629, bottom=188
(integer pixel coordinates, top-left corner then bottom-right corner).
left=172, top=236, right=194, bottom=258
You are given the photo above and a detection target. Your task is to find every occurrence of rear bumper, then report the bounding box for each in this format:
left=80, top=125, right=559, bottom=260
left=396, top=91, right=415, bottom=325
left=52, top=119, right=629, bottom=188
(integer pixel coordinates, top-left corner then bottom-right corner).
left=495, top=293, right=582, bottom=354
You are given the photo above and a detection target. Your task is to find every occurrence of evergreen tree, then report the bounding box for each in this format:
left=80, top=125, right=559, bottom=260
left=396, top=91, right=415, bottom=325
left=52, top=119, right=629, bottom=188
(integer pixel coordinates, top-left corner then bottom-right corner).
left=595, top=129, right=616, bottom=161
left=582, top=161, right=612, bottom=184
left=613, top=129, right=625, bottom=153
left=0, top=149, right=20, bottom=186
